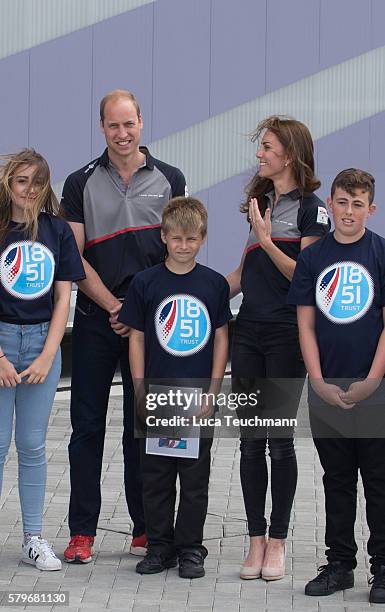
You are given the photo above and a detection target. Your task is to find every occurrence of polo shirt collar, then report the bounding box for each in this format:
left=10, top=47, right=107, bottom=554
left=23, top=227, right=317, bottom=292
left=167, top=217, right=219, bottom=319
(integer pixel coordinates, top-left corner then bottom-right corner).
left=99, top=146, right=155, bottom=170
left=266, top=188, right=301, bottom=204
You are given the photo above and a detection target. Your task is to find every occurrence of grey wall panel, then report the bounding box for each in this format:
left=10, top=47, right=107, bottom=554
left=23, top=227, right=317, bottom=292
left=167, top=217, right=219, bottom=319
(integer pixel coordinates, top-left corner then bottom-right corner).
left=152, top=0, right=211, bottom=140
left=320, top=0, right=371, bottom=69
left=210, top=0, right=267, bottom=116
left=266, top=0, right=320, bottom=92
left=0, top=0, right=155, bottom=60
left=206, top=173, right=251, bottom=275
left=91, top=4, right=154, bottom=156
left=0, top=52, right=29, bottom=153
left=29, top=29, right=93, bottom=184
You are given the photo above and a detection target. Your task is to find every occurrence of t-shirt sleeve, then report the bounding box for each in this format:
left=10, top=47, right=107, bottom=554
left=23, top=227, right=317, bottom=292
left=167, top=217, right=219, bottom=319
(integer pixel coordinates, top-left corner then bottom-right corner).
left=171, top=168, right=187, bottom=197
left=215, top=277, right=233, bottom=328
left=298, top=200, right=330, bottom=238
left=287, top=249, right=316, bottom=306
left=118, top=275, right=145, bottom=331
left=55, top=222, right=85, bottom=281
left=60, top=173, right=85, bottom=224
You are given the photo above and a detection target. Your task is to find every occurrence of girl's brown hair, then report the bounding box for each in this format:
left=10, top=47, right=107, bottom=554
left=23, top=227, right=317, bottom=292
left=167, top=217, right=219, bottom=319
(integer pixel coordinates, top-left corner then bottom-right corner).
left=0, top=149, right=59, bottom=243
left=241, top=116, right=320, bottom=215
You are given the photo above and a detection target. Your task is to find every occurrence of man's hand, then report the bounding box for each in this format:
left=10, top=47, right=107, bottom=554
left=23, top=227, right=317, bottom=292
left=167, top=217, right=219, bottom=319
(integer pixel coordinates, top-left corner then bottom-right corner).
left=19, top=354, right=54, bottom=384
left=0, top=356, right=21, bottom=387
left=310, top=379, right=354, bottom=409
left=109, top=302, right=130, bottom=338
left=196, top=393, right=215, bottom=419
left=340, top=379, right=380, bottom=405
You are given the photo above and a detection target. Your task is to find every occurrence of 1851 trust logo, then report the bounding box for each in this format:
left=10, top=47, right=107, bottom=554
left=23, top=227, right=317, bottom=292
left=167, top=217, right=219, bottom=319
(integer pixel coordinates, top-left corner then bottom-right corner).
left=316, top=261, right=374, bottom=324
left=155, top=294, right=211, bottom=356
left=0, top=241, right=55, bottom=300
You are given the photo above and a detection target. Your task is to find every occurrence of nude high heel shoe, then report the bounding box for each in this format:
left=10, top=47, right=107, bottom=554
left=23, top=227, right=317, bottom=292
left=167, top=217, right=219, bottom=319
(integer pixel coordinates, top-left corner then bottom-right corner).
left=240, top=537, right=266, bottom=580
left=261, top=539, right=286, bottom=581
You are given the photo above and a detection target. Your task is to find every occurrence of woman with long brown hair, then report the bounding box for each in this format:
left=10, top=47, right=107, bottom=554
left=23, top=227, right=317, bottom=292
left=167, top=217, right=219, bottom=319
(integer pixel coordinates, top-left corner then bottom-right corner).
left=0, top=149, right=84, bottom=570
left=227, top=117, right=329, bottom=581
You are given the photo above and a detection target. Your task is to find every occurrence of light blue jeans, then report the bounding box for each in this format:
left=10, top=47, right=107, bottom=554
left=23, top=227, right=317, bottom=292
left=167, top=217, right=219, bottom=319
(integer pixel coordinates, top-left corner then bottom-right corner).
left=0, top=321, right=61, bottom=534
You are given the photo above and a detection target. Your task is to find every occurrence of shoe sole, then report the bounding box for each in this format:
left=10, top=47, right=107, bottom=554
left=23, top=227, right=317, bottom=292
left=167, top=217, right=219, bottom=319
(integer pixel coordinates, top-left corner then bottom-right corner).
left=240, top=573, right=261, bottom=580
left=22, top=558, right=62, bottom=571
left=262, top=573, right=284, bottom=581
left=129, top=546, right=147, bottom=556
left=179, top=569, right=205, bottom=579
left=305, top=580, right=354, bottom=596
left=64, top=555, right=92, bottom=564
left=136, top=558, right=177, bottom=574
left=369, top=593, right=385, bottom=604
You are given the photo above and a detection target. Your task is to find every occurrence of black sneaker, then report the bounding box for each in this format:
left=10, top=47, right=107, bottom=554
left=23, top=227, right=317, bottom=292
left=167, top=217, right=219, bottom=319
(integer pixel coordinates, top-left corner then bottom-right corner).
left=305, top=562, right=354, bottom=596
left=178, top=550, right=205, bottom=579
left=369, top=565, right=385, bottom=604
left=136, top=550, right=177, bottom=575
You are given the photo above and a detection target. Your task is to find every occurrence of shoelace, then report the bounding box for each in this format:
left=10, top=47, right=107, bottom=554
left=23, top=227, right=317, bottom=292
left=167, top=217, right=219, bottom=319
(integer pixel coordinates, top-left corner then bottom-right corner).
left=368, top=573, right=385, bottom=587
left=70, top=535, right=91, bottom=546
left=29, top=538, right=57, bottom=559
left=313, top=564, right=333, bottom=582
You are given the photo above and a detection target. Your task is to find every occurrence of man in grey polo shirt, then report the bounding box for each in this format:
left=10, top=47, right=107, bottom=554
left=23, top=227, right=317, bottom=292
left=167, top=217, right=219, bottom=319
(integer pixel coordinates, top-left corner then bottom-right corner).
left=61, top=89, right=187, bottom=563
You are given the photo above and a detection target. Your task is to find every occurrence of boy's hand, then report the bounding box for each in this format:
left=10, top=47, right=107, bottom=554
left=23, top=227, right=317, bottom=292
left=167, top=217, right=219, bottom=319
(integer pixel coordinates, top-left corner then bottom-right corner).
left=340, top=379, right=380, bottom=404
left=196, top=394, right=215, bottom=419
left=0, top=356, right=21, bottom=387
left=109, top=303, right=130, bottom=338
left=19, top=354, right=54, bottom=384
left=310, top=379, right=355, bottom=409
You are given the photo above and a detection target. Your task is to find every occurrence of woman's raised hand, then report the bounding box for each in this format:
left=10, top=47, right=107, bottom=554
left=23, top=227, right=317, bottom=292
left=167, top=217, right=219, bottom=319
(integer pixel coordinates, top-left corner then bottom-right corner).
left=249, top=198, right=272, bottom=248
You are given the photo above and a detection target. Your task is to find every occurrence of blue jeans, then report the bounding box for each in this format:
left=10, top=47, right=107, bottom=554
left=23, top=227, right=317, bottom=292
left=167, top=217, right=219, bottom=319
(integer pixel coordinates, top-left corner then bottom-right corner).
left=0, top=322, right=61, bottom=534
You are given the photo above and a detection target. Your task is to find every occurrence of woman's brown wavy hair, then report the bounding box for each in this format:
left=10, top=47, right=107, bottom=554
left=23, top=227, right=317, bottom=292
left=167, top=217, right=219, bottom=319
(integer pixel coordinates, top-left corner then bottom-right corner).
left=0, top=149, right=59, bottom=244
left=241, top=116, right=320, bottom=216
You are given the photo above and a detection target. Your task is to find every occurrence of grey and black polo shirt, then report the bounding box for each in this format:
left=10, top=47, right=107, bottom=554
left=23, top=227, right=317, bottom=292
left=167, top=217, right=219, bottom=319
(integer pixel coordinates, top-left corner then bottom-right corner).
left=239, top=189, right=330, bottom=324
left=61, top=147, right=186, bottom=299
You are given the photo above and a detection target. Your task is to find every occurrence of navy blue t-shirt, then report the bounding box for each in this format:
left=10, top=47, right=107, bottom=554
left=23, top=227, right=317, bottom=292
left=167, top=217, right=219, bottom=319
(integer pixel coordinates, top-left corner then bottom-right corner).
left=288, top=229, right=385, bottom=381
left=0, top=213, right=85, bottom=324
left=119, top=263, right=232, bottom=379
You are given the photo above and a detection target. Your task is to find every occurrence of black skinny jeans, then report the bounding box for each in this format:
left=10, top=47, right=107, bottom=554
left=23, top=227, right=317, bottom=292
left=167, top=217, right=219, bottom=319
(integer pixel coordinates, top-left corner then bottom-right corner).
left=232, top=319, right=306, bottom=539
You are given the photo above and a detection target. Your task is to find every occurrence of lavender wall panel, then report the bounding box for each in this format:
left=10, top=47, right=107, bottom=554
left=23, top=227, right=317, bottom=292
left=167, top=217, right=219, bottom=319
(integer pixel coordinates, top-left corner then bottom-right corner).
left=92, top=4, right=154, bottom=156
left=372, top=0, right=385, bottom=48
left=193, top=189, right=209, bottom=266
left=367, top=171, right=385, bottom=234
left=369, top=111, right=385, bottom=172
left=266, top=0, right=319, bottom=93
left=29, top=29, right=92, bottom=184
left=316, top=119, right=370, bottom=178
left=206, top=173, right=251, bottom=275
left=0, top=52, right=29, bottom=153
left=320, top=0, right=371, bottom=69
left=152, top=0, right=211, bottom=140
left=210, top=0, right=266, bottom=116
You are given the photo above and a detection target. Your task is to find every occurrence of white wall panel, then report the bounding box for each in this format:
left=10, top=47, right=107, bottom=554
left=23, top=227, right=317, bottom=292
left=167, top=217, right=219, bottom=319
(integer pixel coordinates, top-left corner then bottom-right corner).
left=0, top=0, right=154, bottom=59
left=148, top=45, right=385, bottom=193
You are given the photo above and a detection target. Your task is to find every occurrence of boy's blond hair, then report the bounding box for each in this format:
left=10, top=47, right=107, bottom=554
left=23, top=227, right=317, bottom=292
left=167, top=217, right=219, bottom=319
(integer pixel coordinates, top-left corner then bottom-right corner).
left=162, top=197, right=208, bottom=237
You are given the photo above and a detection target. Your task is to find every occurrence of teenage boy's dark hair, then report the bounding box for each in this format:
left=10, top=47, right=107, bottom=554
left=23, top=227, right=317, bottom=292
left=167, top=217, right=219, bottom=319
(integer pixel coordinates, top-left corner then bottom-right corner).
left=162, top=196, right=208, bottom=238
left=331, top=168, right=375, bottom=204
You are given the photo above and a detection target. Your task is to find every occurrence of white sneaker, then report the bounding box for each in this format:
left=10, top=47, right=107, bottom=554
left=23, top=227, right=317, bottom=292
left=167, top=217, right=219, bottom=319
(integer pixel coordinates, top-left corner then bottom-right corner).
left=21, top=536, right=62, bottom=571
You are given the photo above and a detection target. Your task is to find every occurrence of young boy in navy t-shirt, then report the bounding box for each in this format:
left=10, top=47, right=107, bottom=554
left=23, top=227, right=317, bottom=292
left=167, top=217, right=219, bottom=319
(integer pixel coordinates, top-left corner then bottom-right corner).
left=288, top=169, right=385, bottom=604
left=119, top=197, right=232, bottom=578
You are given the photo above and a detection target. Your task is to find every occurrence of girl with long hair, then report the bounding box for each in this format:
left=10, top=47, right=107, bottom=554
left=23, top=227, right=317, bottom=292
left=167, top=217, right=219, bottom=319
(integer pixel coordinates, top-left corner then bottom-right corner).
left=227, top=117, right=329, bottom=581
left=0, top=149, right=84, bottom=570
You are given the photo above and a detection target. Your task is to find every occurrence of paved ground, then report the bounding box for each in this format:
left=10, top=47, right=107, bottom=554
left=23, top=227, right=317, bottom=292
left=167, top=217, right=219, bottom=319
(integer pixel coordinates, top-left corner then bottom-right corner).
left=0, top=381, right=383, bottom=612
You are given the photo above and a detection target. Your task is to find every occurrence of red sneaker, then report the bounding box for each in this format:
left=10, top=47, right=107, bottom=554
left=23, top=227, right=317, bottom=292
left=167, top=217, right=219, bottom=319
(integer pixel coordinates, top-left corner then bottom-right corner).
left=64, top=535, right=94, bottom=563
left=130, top=534, right=148, bottom=556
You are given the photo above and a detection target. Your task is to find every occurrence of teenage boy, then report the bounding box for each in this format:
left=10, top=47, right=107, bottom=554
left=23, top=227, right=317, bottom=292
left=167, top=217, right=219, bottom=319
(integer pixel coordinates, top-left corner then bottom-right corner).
left=118, top=197, right=232, bottom=578
left=288, top=169, right=385, bottom=603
